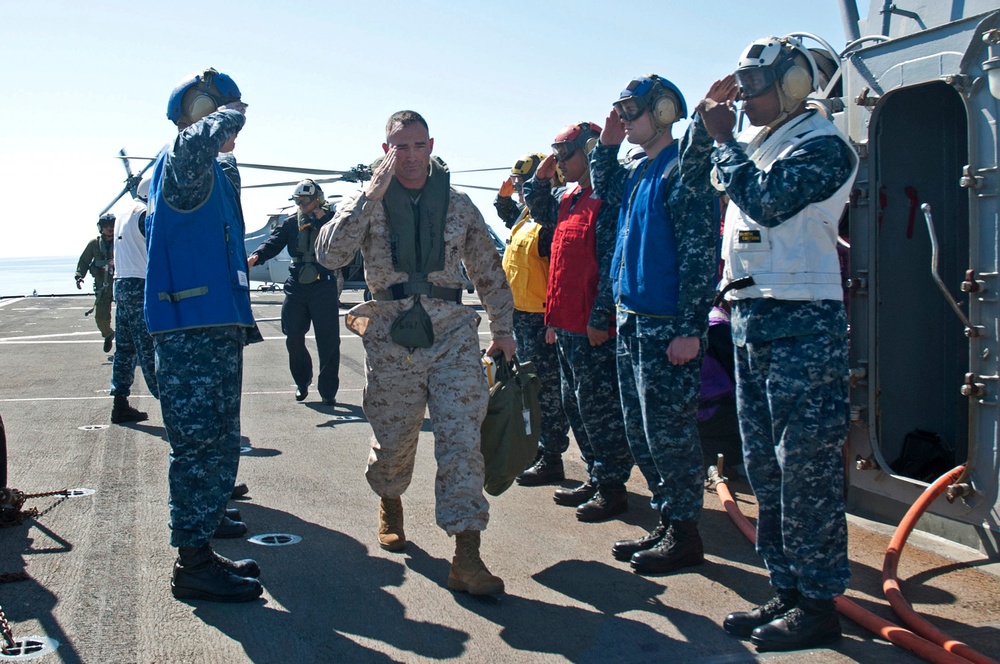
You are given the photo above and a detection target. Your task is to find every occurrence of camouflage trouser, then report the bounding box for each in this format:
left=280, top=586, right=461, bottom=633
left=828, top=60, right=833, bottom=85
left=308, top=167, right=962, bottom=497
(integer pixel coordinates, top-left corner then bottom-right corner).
left=362, top=305, right=490, bottom=535
left=512, top=310, right=569, bottom=460
left=617, top=318, right=704, bottom=521
left=735, top=332, right=850, bottom=599
left=94, top=286, right=113, bottom=339
left=155, top=326, right=244, bottom=548
left=555, top=330, right=633, bottom=486
left=111, top=278, right=158, bottom=399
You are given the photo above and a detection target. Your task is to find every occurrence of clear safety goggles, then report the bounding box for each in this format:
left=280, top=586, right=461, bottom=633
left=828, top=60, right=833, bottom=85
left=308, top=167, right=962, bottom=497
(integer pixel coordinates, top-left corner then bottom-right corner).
left=551, top=142, right=577, bottom=163
left=613, top=98, right=647, bottom=122
left=735, top=67, right=778, bottom=99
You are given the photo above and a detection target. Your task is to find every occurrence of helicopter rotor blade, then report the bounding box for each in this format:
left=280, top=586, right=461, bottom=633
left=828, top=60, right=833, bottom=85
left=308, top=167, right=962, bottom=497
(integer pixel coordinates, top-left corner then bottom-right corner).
left=453, top=183, right=501, bottom=192
left=242, top=176, right=352, bottom=190
left=115, top=155, right=357, bottom=177
left=450, top=167, right=509, bottom=174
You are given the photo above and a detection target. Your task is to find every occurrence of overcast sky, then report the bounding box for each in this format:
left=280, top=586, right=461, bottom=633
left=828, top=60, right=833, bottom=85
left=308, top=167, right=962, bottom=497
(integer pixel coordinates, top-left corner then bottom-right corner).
left=0, top=0, right=863, bottom=258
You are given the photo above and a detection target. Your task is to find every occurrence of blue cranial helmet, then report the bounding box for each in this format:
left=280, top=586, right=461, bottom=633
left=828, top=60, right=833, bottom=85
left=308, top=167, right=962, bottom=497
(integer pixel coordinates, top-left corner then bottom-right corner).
left=614, top=75, right=687, bottom=127
left=166, top=68, right=242, bottom=125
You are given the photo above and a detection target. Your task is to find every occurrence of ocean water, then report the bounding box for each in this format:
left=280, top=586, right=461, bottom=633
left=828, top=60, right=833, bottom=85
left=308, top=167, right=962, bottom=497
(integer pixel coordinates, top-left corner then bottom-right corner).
left=0, top=256, right=82, bottom=298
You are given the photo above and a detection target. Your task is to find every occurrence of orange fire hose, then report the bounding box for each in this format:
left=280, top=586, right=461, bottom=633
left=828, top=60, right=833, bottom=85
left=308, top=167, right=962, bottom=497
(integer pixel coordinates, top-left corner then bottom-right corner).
left=712, top=472, right=976, bottom=664
left=882, top=465, right=998, bottom=664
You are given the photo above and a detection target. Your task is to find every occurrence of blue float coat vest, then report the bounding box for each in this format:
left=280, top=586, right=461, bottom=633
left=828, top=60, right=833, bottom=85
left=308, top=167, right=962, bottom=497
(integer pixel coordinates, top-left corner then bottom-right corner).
left=144, top=154, right=254, bottom=334
left=611, top=144, right=680, bottom=317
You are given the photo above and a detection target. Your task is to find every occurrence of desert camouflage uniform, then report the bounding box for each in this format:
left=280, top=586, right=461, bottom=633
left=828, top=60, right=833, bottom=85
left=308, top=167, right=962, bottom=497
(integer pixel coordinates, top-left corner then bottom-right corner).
left=522, top=174, right=633, bottom=487
left=152, top=109, right=257, bottom=548
left=714, top=126, right=855, bottom=599
left=315, top=184, right=514, bottom=535
left=111, top=277, right=158, bottom=399
left=75, top=236, right=114, bottom=339
left=590, top=115, right=719, bottom=521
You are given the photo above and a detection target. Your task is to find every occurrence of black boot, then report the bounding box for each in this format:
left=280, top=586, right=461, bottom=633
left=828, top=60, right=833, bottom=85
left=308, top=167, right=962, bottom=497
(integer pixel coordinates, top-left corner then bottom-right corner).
left=553, top=481, right=597, bottom=507
left=111, top=395, right=148, bottom=424
left=213, top=516, right=248, bottom=539
left=723, top=588, right=799, bottom=637
left=750, top=596, right=841, bottom=652
left=225, top=507, right=241, bottom=521
left=576, top=484, right=628, bottom=522
left=231, top=482, right=250, bottom=499
left=516, top=456, right=565, bottom=486
left=612, top=520, right=667, bottom=561
left=212, top=550, right=261, bottom=579
left=171, top=544, right=263, bottom=602
left=630, top=520, right=704, bottom=574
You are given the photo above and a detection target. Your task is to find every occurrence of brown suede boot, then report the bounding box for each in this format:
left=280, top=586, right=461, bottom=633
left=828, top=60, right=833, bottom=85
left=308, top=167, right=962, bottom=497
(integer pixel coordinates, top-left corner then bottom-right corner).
left=378, top=497, right=406, bottom=551
left=447, top=530, right=504, bottom=596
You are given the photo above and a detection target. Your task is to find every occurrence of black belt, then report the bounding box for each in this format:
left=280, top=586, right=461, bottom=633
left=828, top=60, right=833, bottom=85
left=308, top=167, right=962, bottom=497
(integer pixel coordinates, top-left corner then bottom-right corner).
left=373, top=282, right=462, bottom=304
left=712, top=276, right=755, bottom=307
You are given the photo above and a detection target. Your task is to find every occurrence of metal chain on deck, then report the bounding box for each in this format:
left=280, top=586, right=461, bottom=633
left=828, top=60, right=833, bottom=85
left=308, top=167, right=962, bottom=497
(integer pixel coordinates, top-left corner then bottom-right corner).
left=0, top=488, right=70, bottom=527
left=0, top=602, right=15, bottom=655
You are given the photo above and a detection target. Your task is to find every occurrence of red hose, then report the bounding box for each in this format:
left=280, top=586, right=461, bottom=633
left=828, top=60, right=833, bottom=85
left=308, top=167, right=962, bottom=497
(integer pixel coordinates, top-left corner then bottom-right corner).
left=882, top=465, right=998, bottom=664
left=713, top=477, right=976, bottom=664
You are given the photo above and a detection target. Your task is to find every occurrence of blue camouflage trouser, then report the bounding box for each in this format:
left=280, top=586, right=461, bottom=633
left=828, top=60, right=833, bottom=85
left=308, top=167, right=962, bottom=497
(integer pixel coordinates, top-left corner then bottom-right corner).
left=735, top=332, right=850, bottom=599
left=555, top=330, right=633, bottom=486
left=155, top=326, right=244, bottom=548
left=513, top=310, right=569, bottom=460
left=617, top=317, right=704, bottom=521
left=111, top=278, right=158, bottom=399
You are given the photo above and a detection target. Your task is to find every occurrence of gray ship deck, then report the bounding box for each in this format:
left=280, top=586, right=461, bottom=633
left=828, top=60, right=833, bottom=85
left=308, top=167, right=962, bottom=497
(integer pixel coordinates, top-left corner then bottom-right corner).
left=1, top=293, right=998, bottom=663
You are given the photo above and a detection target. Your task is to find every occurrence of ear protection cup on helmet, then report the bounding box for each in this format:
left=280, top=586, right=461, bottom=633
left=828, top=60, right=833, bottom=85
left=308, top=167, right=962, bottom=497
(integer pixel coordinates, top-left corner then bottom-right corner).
left=584, top=135, right=598, bottom=155
left=181, top=86, right=220, bottom=126
left=780, top=58, right=813, bottom=101
left=651, top=94, right=679, bottom=127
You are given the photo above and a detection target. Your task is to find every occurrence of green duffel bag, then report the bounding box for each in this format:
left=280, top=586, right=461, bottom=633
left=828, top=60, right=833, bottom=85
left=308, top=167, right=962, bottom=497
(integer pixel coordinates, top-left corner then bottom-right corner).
left=480, top=354, right=541, bottom=496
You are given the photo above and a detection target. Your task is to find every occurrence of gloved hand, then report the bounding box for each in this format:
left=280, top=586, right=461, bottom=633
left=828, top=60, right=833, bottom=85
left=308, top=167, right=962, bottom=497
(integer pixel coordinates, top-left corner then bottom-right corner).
left=75, top=277, right=84, bottom=290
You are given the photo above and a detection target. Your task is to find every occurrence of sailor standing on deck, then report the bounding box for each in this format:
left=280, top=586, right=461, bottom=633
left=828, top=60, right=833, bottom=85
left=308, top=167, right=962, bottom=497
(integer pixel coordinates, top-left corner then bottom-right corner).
left=522, top=123, right=635, bottom=523
left=315, top=110, right=515, bottom=596
left=589, top=75, right=719, bottom=574
left=145, top=68, right=263, bottom=603
left=109, top=178, right=158, bottom=424
left=697, top=37, right=858, bottom=651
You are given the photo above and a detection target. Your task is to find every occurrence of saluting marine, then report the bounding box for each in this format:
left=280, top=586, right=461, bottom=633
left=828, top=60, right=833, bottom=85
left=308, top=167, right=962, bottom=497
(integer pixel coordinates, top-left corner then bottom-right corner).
left=316, top=110, right=515, bottom=596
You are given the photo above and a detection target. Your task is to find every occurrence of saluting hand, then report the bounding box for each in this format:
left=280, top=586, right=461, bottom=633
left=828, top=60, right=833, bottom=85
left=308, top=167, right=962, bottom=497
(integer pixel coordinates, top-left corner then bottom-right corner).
left=696, top=75, right=739, bottom=143
left=498, top=177, right=516, bottom=198
left=600, top=109, right=626, bottom=146
left=535, top=154, right=558, bottom=181
left=365, top=147, right=397, bottom=202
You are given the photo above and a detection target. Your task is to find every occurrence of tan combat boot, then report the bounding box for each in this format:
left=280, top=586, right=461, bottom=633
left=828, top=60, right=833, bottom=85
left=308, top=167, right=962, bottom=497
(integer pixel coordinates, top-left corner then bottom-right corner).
left=447, top=530, right=504, bottom=596
left=378, top=497, right=406, bottom=551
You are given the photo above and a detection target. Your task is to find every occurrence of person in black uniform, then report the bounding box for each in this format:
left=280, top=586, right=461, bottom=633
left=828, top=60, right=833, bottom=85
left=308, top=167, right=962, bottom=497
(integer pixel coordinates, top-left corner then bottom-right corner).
left=248, top=179, right=342, bottom=404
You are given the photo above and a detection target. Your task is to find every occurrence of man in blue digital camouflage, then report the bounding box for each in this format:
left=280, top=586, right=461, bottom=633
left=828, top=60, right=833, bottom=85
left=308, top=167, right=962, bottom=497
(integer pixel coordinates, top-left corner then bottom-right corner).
left=145, top=68, right=263, bottom=603
left=109, top=177, right=157, bottom=424
left=697, top=36, right=858, bottom=651
left=590, top=75, right=719, bottom=575
left=522, top=123, right=634, bottom=523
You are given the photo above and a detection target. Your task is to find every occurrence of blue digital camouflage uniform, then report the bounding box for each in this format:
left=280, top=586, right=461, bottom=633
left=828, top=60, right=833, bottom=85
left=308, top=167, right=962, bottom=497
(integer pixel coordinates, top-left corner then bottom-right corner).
left=714, top=123, right=855, bottom=599
left=152, top=109, right=257, bottom=548
left=522, top=174, right=633, bottom=488
left=111, top=277, right=158, bottom=399
left=495, top=192, right=570, bottom=462
left=590, top=115, right=719, bottom=522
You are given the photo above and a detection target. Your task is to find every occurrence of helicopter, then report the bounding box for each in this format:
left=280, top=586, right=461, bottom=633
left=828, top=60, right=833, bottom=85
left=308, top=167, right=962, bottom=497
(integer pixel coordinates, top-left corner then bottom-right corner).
left=107, top=152, right=507, bottom=298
